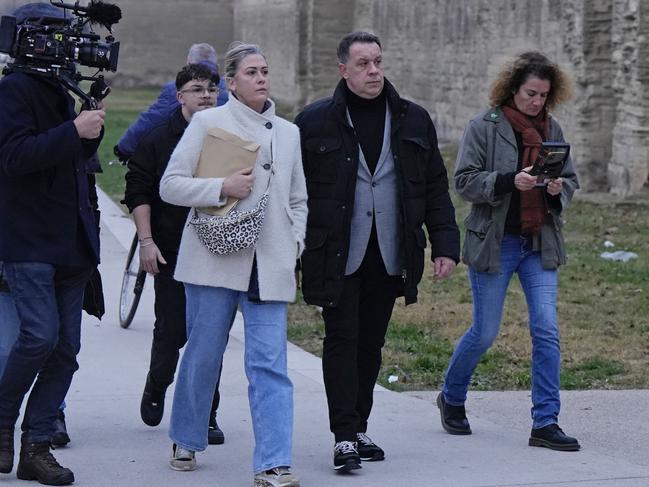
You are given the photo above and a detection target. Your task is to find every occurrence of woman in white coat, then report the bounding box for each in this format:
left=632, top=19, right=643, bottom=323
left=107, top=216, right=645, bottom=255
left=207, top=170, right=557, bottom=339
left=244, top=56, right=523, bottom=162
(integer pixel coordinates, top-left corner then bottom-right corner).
left=159, top=42, right=307, bottom=487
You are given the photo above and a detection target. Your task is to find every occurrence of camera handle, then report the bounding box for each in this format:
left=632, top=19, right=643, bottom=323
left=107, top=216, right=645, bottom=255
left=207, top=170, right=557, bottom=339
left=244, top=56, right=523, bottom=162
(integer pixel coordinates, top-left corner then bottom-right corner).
left=6, top=63, right=110, bottom=110
left=58, top=71, right=110, bottom=110
left=58, top=71, right=96, bottom=109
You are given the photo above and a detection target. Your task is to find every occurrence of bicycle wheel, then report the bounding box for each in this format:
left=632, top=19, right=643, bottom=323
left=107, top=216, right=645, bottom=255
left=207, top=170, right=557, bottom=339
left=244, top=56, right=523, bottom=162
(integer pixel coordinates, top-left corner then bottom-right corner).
left=119, top=235, right=147, bottom=328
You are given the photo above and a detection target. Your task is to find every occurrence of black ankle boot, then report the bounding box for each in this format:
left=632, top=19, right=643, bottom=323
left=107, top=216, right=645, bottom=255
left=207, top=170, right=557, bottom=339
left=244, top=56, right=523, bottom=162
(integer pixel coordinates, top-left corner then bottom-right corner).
left=0, top=428, right=14, bottom=474
left=437, top=392, right=472, bottom=435
left=529, top=424, right=580, bottom=451
left=140, top=374, right=166, bottom=427
left=17, top=441, right=74, bottom=485
left=51, top=411, right=70, bottom=448
left=207, top=412, right=225, bottom=445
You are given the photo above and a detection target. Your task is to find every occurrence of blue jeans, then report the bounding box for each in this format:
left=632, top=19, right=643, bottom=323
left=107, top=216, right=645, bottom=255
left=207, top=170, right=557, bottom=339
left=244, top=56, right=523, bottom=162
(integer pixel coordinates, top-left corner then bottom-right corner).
left=443, top=234, right=561, bottom=429
left=0, top=262, right=91, bottom=442
left=169, top=284, right=293, bottom=473
left=0, top=289, right=20, bottom=379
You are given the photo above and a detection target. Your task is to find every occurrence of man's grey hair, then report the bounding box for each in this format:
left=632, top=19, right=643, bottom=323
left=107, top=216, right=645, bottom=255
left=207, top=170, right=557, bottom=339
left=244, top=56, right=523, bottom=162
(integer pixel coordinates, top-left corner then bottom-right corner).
left=224, top=41, right=266, bottom=79
left=337, top=31, right=382, bottom=64
left=187, top=43, right=217, bottom=65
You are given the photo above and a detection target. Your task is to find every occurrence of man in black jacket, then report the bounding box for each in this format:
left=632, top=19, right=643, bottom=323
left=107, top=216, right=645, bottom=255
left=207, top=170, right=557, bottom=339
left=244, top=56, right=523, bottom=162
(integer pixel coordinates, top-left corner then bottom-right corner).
left=123, top=64, right=226, bottom=444
left=295, top=31, right=460, bottom=471
left=0, top=4, right=105, bottom=484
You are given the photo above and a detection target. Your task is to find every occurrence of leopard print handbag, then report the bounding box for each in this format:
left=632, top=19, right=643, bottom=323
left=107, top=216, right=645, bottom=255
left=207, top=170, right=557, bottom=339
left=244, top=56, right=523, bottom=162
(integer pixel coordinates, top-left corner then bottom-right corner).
left=190, top=159, right=274, bottom=255
left=189, top=191, right=269, bottom=255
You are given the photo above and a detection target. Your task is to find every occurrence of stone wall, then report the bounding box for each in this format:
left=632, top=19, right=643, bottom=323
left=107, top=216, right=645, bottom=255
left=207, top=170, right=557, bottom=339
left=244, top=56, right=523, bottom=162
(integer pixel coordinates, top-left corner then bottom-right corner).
left=232, top=0, right=301, bottom=110
left=608, top=0, right=649, bottom=196
left=351, top=0, right=579, bottom=144
left=562, top=0, right=615, bottom=192
left=110, top=0, right=233, bottom=86
left=232, top=0, right=649, bottom=194
left=2, top=0, right=647, bottom=194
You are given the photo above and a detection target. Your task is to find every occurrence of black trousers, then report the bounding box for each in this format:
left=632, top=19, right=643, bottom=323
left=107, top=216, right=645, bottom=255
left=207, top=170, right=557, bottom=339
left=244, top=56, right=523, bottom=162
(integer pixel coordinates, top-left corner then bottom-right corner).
left=150, top=264, right=231, bottom=413
left=321, top=237, right=401, bottom=442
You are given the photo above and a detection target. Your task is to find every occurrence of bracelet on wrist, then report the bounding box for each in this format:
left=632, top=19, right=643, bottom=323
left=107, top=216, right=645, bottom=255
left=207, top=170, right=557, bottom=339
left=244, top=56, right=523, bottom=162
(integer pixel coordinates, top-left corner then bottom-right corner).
left=140, top=240, right=154, bottom=247
left=138, top=236, right=153, bottom=242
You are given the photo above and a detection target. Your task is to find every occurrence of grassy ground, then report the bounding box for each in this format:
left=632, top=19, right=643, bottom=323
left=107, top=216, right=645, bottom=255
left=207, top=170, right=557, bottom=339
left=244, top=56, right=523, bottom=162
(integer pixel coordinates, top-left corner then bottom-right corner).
left=97, top=88, right=649, bottom=392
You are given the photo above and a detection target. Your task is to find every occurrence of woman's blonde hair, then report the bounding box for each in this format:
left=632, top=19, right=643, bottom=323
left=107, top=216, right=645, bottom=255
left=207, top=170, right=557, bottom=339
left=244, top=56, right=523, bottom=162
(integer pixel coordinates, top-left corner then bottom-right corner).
left=488, top=51, right=573, bottom=111
left=223, top=41, right=266, bottom=79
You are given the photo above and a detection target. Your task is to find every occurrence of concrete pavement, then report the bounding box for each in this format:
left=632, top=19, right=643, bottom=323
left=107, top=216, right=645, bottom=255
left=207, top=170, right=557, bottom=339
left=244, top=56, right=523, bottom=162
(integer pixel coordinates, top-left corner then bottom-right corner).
left=2, top=189, right=647, bottom=487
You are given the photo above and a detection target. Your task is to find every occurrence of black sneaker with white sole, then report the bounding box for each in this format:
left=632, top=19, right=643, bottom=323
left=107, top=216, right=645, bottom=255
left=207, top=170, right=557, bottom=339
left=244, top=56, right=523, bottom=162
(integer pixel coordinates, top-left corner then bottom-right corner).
left=356, top=433, right=384, bottom=461
left=333, top=441, right=361, bottom=472
left=140, top=374, right=167, bottom=427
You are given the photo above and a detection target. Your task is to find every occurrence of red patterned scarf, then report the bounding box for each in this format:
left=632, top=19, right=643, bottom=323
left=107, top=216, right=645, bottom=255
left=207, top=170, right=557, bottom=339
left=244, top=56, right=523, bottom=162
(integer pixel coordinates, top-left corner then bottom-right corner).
left=501, top=105, right=549, bottom=235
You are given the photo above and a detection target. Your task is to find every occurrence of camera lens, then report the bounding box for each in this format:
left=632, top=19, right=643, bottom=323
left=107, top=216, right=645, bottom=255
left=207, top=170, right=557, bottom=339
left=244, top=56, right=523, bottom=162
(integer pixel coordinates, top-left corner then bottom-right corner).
left=76, top=40, right=119, bottom=71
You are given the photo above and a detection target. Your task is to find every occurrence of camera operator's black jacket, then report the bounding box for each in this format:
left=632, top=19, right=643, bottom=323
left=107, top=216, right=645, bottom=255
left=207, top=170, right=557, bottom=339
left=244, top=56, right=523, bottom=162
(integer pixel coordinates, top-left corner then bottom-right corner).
left=0, top=72, right=102, bottom=267
left=122, top=105, right=190, bottom=263
left=295, top=78, right=460, bottom=307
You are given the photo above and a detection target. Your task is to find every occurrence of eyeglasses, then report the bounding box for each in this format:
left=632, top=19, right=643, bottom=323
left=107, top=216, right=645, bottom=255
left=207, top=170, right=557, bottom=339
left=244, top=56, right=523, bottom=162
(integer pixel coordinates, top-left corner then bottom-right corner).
left=180, top=86, right=218, bottom=96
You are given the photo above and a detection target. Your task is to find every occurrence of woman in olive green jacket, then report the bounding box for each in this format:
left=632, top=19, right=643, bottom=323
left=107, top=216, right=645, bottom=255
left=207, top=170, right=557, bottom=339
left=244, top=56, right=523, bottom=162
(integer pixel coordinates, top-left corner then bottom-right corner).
left=437, top=52, right=580, bottom=452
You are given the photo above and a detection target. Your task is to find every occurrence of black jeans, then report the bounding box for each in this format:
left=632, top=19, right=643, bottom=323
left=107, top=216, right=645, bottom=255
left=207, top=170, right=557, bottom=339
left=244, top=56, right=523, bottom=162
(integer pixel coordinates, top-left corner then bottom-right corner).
left=321, top=238, right=401, bottom=442
left=150, top=263, right=232, bottom=413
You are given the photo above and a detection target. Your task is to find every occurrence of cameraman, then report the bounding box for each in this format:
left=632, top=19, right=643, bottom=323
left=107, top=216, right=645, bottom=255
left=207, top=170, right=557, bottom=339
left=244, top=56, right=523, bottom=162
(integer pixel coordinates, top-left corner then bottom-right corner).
left=0, top=4, right=105, bottom=485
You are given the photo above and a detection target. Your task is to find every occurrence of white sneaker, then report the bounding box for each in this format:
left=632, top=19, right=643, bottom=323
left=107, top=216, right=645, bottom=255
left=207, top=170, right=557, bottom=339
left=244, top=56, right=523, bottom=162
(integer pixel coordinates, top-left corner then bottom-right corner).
left=254, top=467, right=300, bottom=487
left=169, top=443, right=196, bottom=471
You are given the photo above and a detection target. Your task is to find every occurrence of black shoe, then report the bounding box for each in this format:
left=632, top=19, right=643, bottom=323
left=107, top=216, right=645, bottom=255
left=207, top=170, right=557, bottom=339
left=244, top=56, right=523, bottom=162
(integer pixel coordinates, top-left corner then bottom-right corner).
left=207, top=413, right=225, bottom=445
left=16, top=441, right=74, bottom=485
left=0, top=428, right=13, bottom=474
left=51, top=411, right=70, bottom=448
left=140, top=375, right=166, bottom=427
left=356, top=433, right=384, bottom=461
left=333, top=441, right=361, bottom=472
left=436, top=392, right=472, bottom=435
left=529, top=424, right=580, bottom=451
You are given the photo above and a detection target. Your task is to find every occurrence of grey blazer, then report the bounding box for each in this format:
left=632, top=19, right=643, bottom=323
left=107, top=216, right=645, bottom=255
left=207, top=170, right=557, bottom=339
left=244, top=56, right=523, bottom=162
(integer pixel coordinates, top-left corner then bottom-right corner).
left=454, top=107, right=579, bottom=273
left=346, top=107, right=402, bottom=276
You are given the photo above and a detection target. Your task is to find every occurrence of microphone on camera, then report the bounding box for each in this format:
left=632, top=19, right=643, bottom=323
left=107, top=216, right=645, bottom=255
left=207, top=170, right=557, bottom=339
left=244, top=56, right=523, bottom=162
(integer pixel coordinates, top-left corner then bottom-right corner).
left=85, top=1, right=121, bottom=31
left=49, top=1, right=122, bottom=32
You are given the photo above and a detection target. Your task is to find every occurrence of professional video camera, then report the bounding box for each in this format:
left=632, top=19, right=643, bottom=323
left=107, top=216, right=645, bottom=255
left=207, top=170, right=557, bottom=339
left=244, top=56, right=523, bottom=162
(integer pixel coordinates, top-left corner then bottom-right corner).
left=0, top=1, right=121, bottom=108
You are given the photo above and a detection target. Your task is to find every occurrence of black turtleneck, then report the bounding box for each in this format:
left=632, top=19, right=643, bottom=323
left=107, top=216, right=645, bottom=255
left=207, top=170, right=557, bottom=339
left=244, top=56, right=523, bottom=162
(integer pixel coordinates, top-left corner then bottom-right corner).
left=345, top=84, right=386, bottom=174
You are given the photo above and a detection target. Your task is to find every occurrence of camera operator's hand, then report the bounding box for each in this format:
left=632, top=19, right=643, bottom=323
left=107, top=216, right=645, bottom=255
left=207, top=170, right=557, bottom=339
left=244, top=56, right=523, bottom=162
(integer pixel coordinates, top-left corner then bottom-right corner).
left=74, top=109, right=105, bottom=140
left=222, top=166, right=255, bottom=199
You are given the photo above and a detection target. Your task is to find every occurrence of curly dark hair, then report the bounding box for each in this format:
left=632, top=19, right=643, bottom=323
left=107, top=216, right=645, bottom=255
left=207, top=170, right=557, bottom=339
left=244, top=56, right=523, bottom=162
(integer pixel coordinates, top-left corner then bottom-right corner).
left=488, top=51, right=573, bottom=111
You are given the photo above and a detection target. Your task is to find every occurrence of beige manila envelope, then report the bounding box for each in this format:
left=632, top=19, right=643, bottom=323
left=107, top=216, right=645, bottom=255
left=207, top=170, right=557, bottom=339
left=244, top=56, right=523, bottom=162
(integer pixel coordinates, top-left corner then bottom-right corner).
left=194, top=127, right=260, bottom=216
